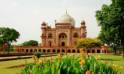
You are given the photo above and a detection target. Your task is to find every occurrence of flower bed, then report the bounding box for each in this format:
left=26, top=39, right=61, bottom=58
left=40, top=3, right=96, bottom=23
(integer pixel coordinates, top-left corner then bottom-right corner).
left=20, top=54, right=120, bottom=74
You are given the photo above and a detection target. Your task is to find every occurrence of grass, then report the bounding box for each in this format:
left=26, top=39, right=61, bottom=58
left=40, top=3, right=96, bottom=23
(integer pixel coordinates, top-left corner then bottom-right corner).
left=94, top=54, right=124, bottom=74
left=0, top=54, right=124, bottom=74
left=0, top=58, right=33, bottom=74
left=0, top=55, right=57, bottom=74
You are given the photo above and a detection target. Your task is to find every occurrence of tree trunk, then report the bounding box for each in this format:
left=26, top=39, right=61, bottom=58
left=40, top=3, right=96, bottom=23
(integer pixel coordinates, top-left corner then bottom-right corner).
left=122, top=46, right=124, bottom=57
left=113, top=46, right=116, bottom=55
left=121, top=41, right=124, bottom=57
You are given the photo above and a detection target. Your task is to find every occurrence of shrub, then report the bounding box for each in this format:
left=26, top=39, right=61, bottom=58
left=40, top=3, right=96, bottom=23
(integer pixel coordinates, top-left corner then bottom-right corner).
left=34, top=52, right=42, bottom=59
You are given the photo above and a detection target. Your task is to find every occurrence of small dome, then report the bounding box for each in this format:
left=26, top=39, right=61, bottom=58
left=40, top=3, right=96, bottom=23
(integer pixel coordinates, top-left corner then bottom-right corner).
left=56, top=13, right=75, bottom=25
left=81, top=20, right=85, bottom=25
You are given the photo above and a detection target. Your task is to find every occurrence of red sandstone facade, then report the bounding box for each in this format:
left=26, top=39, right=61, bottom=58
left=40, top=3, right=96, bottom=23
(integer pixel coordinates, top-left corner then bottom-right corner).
left=41, top=13, right=86, bottom=48
left=14, top=13, right=108, bottom=53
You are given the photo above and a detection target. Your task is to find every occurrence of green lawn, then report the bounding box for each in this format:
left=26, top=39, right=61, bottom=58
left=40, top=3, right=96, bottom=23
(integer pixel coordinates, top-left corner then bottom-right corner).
left=0, top=54, right=124, bottom=74
left=0, top=58, right=33, bottom=74
left=0, top=56, right=57, bottom=74
left=94, top=54, right=124, bottom=74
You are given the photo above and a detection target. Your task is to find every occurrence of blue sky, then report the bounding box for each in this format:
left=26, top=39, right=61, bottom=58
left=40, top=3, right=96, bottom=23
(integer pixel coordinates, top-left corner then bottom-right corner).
left=0, top=0, right=111, bottom=44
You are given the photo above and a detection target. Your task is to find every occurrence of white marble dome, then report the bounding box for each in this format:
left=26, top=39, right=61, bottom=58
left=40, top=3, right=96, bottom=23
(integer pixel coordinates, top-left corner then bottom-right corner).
left=56, top=13, right=75, bottom=25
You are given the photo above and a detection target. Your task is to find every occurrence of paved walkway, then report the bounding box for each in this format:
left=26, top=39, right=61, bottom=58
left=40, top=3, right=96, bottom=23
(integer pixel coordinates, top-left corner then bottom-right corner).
left=0, top=55, right=32, bottom=61
left=0, top=54, right=57, bottom=61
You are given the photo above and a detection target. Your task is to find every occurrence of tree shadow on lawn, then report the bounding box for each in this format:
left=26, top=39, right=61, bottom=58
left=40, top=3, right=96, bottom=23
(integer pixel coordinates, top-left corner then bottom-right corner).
left=6, top=64, right=25, bottom=69
left=99, top=58, right=121, bottom=61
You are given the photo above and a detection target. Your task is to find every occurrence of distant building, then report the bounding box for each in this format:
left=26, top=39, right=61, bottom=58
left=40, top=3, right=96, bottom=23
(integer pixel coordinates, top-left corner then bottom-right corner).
left=15, top=12, right=108, bottom=53
left=41, top=12, right=86, bottom=48
left=15, top=12, right=86, bottom=53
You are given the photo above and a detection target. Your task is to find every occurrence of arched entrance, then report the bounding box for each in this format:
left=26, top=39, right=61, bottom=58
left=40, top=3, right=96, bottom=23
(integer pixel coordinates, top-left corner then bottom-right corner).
left=61, top=42, right=65, bottom=46
left=59, top=33, right=67, bottom=47
left=48, top=41, right=52, bottom=47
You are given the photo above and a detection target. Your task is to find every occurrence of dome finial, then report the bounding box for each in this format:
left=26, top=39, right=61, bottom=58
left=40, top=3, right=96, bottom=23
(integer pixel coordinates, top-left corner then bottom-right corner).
left=56, top=10, right=75, bottom=25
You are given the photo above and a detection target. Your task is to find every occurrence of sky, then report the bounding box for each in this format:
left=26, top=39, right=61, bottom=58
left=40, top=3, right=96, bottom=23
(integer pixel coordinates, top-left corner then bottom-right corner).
left=0, top=0, right=111, bottom=44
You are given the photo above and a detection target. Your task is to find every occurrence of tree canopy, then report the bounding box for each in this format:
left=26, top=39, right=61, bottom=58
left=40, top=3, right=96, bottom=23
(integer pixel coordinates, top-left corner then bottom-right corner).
left=76, top=38, right=102, bottom=50
left=96, top=0, right=124, bottom=55
left=0, top=27, right=20, bottom=51
left=22, top=40, right=38, bottom=46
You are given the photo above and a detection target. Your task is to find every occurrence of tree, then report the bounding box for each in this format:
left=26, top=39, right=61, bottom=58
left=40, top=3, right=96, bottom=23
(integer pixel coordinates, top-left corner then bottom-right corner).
left=96, top=0, right=124, bottom=56
left=0, top=27, right=20, bottom=52
left=22, top=40, right=38, bottom=46
left=76, top=38, right=102, bottom=52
